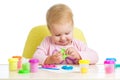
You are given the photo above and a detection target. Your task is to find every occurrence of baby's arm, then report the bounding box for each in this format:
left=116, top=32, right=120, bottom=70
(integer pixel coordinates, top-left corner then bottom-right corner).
left=33, top=49, right=63, bottom=64
left=33, top=48, right=48, bottom=65
left=66, top=39, right=99, bottom=65
left=77, top=41, right=99, bottom=64
left=33, top=37, right=51, bottom=64
left=79, top=47, right=99, bottom=65
left=33, top=37, right=64, bottom=65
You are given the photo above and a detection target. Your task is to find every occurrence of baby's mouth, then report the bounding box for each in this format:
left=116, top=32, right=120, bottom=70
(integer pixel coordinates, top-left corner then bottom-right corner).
left=60, top=42, right=69, bottom=46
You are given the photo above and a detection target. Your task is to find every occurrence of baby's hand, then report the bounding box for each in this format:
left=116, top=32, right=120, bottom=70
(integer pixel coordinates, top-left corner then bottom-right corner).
left=50, top=51, right=63, bottom=64
left=65, top=47, right=81, bottom=59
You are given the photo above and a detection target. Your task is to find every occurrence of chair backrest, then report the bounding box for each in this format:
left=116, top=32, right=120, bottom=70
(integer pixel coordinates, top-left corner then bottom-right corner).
left=22, top=25, right=86, bottom=58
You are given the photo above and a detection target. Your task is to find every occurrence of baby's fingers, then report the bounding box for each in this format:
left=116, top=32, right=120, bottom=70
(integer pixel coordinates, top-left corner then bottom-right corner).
left=66, top=49, right=73, bottom=55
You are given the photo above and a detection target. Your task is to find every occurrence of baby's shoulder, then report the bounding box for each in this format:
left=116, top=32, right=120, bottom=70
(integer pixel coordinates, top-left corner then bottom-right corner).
left=43, top=36, right=52, bottom=43
left=73, top=38, right=83, bottom=43
left=72, top=38, right=86, bottom=45
left=43, top=36, right=51, bottom=40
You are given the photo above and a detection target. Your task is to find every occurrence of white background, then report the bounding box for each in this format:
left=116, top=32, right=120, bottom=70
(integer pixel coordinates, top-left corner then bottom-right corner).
left=0, top=0, right=120, bottom=64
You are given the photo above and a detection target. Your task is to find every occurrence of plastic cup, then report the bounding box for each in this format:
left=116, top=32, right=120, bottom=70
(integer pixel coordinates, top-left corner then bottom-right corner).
left=104, top=60, right=115, bottom=74
left=79, top=60, right=90, bottom=73
left=8, top=58, right=18, bottom=71
left=12, top=56, right=22, bottom=69
left=29, top=58, right=39, bottom=73
left=22, top=62, right=30, bottom=71
left=18, top=62, right=30, bottom=74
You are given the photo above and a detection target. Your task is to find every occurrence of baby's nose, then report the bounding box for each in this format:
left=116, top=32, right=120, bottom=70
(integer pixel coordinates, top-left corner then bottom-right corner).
left=60, top=35, right=66, bottom=41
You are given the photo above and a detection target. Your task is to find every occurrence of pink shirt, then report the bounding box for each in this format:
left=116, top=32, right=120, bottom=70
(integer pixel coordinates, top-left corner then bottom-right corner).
left=33, top=36, right=98, bottom=64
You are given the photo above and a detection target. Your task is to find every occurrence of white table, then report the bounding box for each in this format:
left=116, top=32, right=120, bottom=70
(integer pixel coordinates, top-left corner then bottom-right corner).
left=0, top=64, right=120, bottom=80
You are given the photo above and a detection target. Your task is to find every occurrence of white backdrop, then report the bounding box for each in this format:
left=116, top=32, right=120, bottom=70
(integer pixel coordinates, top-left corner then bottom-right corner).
left=0, top=0, right=120, bottom=64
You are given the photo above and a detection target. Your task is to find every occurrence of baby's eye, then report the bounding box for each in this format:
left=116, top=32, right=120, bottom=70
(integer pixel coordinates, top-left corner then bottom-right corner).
left=65, top=32, right=69, bottom=35
left=55, top=34, right=60, bottom=36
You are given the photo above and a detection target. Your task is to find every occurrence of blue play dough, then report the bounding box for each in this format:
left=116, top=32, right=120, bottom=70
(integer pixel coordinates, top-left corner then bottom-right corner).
left=61, top=65, right=73, bottom=70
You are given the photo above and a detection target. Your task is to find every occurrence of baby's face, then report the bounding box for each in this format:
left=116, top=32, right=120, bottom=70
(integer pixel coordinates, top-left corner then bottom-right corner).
left=49, top=22, right=73, bottom=46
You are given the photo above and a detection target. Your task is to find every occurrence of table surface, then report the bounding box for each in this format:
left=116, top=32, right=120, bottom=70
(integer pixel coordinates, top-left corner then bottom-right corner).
left=0, top=64, right=120, bottom=80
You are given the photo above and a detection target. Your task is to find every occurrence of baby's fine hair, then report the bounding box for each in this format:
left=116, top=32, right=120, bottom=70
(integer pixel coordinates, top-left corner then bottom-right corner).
left=46, top=3, right=73, bottom=29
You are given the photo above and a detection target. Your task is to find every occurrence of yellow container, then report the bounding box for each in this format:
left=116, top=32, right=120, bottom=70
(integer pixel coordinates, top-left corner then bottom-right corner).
left=8, top=58, right=18, bottom=71
left=79, top=60, right=90, bottom=73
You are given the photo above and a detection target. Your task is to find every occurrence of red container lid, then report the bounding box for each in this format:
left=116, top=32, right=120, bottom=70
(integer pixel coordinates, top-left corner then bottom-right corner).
left=12, top=56, right=22, bottom=60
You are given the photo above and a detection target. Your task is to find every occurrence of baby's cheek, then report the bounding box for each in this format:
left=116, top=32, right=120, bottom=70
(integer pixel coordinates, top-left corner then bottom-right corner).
left=52, top=37, right=59, bottom=43
left=65, top=37, right=71, bottom=42
left=68, top=35, right=73, bottom=40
